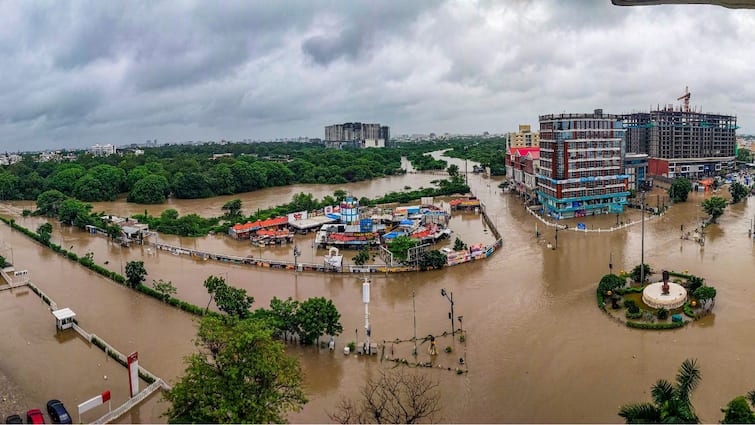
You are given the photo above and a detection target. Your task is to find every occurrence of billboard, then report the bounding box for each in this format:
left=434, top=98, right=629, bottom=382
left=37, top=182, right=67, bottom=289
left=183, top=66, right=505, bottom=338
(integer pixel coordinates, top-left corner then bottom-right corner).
left=287, top=211, right=308, bottom=222
left=127, top=352, right=139, bottom=397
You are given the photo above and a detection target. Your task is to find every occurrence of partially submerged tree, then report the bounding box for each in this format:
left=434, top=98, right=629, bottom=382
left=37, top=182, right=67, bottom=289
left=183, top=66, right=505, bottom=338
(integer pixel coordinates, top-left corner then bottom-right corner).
left=203, top=275, right=254, bottom=319
left=669, top=177, right=693, bottom=203
left=125, top=260, right=147, bottom=288
left=730, top=182, right=750, bottom=204
left=630, top=264, right=653, bottom=283
left=296, top=297, right=343, bottom=345
left=165, top=315, right=307, bottom=423
left=329, top=368, right=442, bottom=424
left=152, top=279, right=177, bottom=303
left=352, top=246, right=370, bottom=266
left=221, top=199, right=242, bottom=218
left=702, top=196, right=727, bottom=223
left=36, top=222, right=52, bottom=245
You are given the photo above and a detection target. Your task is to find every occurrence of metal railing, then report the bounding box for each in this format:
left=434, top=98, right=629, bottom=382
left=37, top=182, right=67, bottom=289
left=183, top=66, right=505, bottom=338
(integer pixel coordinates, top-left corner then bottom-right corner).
left=91, top=380, right=165, bottom=424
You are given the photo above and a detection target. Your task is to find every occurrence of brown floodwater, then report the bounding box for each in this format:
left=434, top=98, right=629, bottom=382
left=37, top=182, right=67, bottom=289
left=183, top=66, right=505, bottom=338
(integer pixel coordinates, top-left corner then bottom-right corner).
left=2, top=154, right=755, bottom=423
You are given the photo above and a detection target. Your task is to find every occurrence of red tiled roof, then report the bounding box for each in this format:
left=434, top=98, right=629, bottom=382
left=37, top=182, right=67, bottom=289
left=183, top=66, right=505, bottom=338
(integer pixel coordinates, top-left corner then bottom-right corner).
left=509, top=147, right=540, bottom=159
left=232, top=216, right=288, bottom=232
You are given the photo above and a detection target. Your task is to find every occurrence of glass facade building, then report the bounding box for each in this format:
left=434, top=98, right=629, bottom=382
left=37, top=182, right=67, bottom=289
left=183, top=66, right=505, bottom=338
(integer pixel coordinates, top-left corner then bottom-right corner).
left=537, top=110, right=630, bottom=219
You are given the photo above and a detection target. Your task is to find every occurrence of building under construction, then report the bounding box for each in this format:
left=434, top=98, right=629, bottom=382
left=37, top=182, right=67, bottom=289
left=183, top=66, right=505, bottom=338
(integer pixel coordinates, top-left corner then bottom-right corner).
left=623, top=88, right=737, bottom=178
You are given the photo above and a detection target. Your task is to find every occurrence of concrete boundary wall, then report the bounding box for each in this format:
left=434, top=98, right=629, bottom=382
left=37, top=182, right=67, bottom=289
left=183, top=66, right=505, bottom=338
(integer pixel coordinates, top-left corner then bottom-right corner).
left=0, top=277, right=171, bottom=424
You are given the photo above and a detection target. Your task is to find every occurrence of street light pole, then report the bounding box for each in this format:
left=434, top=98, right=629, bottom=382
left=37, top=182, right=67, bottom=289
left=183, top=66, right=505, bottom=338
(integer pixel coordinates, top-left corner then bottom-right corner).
left=441, top=288, right=455, bottom=336
left=412, top=289, right=417, bottom=357
left=640, top=183, right=647, bottom=285
left=293, top=245, right=301, bottom=272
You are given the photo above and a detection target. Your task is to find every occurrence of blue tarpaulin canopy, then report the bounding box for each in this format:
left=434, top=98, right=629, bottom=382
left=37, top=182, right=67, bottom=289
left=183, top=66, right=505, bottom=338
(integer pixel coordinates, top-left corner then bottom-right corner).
left=326, top=213, right=341, bottom=220
left=383, top=231, right=406, bottom=239
left=399, top=219, right=413, bottom=226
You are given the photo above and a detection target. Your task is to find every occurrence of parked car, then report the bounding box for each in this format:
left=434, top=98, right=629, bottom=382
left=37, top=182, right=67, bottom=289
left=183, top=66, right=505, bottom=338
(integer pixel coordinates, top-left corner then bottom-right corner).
left=25, top=410, right=44, bottom=424
left=45, top=401, right=71, bottom=425
left=4, top=415, right=23, bottom=424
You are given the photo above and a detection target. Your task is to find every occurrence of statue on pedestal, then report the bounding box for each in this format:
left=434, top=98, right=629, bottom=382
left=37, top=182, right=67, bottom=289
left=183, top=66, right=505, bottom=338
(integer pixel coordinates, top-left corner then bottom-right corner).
left=662, top=270, right=670, bottom=295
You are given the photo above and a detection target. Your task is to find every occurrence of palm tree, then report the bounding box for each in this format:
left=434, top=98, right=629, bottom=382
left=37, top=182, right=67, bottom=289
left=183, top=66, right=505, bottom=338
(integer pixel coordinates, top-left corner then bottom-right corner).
left=618, top=358, right=701, bottom=424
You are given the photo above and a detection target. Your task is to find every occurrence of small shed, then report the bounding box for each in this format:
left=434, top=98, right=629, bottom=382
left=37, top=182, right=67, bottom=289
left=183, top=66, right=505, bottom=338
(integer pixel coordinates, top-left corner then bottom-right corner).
left=52, top=308, right=76, bottom=330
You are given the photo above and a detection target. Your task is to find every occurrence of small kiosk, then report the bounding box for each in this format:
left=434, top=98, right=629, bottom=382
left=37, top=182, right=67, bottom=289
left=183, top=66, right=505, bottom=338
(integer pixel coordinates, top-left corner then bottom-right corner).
left=52, top=308, right=76, bottom=331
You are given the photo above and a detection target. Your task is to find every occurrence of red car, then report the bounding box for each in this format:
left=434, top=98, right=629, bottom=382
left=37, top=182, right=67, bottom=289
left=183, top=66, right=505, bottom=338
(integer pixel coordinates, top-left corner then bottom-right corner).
left=25, top=410, right=44, bottom=424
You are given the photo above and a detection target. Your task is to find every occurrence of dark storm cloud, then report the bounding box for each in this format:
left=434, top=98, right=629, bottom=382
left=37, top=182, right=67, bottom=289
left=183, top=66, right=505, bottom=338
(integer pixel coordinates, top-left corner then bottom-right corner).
left=0, top=1, right=754, bottom=151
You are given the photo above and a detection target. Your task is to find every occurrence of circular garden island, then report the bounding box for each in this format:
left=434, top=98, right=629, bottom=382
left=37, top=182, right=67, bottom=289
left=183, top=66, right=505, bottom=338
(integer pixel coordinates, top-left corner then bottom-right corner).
left=596, top=265, right=717, bottom=330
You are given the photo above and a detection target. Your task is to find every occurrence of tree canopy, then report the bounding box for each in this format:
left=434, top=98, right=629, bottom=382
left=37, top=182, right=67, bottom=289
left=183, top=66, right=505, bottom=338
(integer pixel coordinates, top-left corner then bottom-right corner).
left=164, top=315, right=307, bottom=423
left=618, top=358, right=701, bottom=424
left=702, top=196, right=727, bottom=223
left=669, top=178, right=693, bottom=203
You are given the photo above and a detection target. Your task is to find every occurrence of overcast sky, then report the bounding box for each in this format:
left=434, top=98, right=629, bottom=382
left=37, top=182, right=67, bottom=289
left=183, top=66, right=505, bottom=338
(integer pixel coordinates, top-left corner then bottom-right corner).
left=2, top=1, right=755, bottom=151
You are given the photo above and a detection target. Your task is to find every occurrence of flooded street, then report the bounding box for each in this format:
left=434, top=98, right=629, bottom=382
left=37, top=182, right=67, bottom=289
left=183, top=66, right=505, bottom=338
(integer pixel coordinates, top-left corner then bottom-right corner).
left=2, top=154, right=755, bottom=423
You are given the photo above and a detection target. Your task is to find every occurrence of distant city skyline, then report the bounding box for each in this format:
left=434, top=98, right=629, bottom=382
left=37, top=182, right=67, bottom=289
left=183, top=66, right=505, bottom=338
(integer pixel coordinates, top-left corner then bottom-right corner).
left=2, top=1, right=755, bottom=151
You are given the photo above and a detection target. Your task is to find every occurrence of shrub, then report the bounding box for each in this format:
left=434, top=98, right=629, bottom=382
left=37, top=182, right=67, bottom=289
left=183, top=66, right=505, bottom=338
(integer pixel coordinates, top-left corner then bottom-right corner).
left=67, top=252, right=78, bottom=261
left=626, top=310, right=643, bottom=319
left=656, top=307, right=669, bottom=320
left=624, top=299, right=637, bottom=310
left=630, top=264, right=652, bottom=283
left=445, top=346, right=453, bottom=353
left=626, top=321, right=686, bottom=330
left=687, top=275, right=705, bottom=293
left=91, top=336, right=106, bottom=351
left=683, top=302, right=696, bottom=318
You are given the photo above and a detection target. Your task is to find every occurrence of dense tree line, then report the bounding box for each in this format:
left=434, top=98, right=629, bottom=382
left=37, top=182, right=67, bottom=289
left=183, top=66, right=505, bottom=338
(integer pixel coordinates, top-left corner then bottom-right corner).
left=0, top=142, right=404, bottom=203
left=133, top=176, right=470, bottom=237
left=396, top=137, right=507, bottom=175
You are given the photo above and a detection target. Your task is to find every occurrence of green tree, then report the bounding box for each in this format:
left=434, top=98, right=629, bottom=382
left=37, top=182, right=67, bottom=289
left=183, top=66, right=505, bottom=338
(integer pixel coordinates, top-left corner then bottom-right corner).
left=296, top=297, right=343, bottom=345
left=173, top=172, right=214, bottom=199
left=0, top=171, right=20, bottom=200
left=729, top=182, right=750, bottom=204
left=418, top=250, right=447, bottom=270
left=221, top=199, right=242, bottom=218
left=57, top=199, right=93, bottom=228
left=164, top=315, right=307, bottom=423
left=721, top=396, right=755, bottom=424
left=447, top=164, right=460, bottom=177
left=264, top=296, right=301, bottom=341
left=45, top=166, right=85, bottom=195
left=203, top=275, right=254, bottom=319
left=693, top=286, right=717, bottom=309
left=702, top=196, right=727, bottom=223
left=36, top=190, right=67, bottom=217
left=334, top=189, right=348, bottom=203
left=125, top=260, right=147, bottom=288
left=453, top=237, right=467, bottom=251
left=736, top=148, right=753, bottom=163
left=0, top=256, right=7, bottom=268
left=127, top=174, right=170, bottom=204
left=388, top=235, right=418, bottom=263
left=630, top=264, right=653, bottom=283
left=598, top=274, right=625, bottom=294
left=669, top=177, right=693, bottom=203
left=152, top=279, right=177, bottom=303
left=73, top=174, right=114, bottom=201
left=687, top=275, right=705, bottom=293
left=36, top=222, right=52, bottom=245
left=618, top=358, right=701, bottom=424
left=352, top=246, right=370, bottom=266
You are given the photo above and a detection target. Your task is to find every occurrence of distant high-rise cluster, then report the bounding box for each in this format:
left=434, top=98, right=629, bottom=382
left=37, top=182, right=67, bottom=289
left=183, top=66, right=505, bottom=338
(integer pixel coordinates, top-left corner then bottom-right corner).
left=505, top=90, right=739, bottom=220
left=324, top=123, right=390, bottom=149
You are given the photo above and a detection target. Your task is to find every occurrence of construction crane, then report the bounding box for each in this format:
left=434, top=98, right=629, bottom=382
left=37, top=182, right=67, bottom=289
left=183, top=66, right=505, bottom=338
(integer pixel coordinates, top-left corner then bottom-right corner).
left=677, top=86, right=691, bottom=112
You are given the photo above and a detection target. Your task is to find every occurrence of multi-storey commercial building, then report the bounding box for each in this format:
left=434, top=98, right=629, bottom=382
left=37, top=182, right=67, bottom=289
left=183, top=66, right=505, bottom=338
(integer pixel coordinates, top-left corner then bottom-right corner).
left=623, top=153, right=649, bottom=191
left=324, top=123, right=390, bottom=148
left=537, top=110, right=630, bottom=219
left=623, top=108, right=737, bottom=178
left=505, top=147, right=540, bottom=202
left=89, top=144, right=116, bottom=156
left=508, top=124, right=540, bottom=149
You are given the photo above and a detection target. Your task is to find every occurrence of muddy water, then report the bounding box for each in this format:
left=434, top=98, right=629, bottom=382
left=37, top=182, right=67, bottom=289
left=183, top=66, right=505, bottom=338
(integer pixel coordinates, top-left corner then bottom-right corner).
left=2, top=154, right=755, bottom=423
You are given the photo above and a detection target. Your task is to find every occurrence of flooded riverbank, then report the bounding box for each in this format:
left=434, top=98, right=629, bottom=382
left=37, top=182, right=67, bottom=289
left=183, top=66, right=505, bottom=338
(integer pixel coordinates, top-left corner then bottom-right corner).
left=1, top=153, right=754, bottom=422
